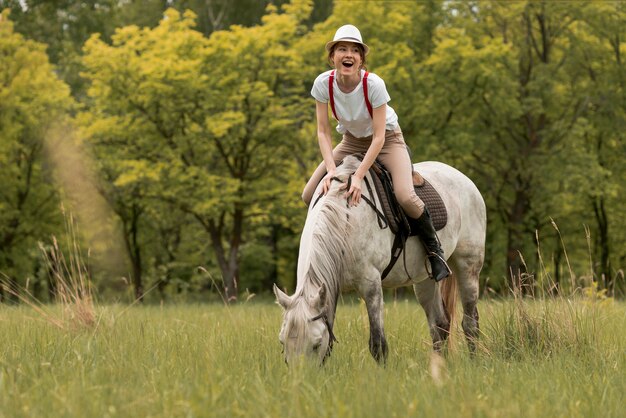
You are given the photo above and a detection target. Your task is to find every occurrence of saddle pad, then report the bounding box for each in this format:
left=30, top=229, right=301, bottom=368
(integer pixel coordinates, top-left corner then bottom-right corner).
left=414, top=179, right=447, bottom=231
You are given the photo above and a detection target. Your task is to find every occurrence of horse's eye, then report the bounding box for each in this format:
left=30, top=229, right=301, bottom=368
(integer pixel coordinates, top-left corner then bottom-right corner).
left=312, top=343, right=321, bottom=352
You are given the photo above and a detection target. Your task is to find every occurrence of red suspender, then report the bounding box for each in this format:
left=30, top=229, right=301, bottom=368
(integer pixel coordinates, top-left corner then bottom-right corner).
left=328, top=70, right=373, bottom=120
left=363, top=71, right=373, bottom=118
left=329, top=70, right=338, bottom=120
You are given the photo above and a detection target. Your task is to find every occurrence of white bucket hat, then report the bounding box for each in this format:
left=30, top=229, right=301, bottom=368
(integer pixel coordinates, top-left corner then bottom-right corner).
left=325, top=24, right=370, bottom=56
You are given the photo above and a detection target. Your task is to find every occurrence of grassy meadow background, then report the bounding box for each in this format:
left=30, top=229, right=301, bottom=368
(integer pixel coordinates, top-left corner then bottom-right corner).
left=1, top=296, right=624, bottom=418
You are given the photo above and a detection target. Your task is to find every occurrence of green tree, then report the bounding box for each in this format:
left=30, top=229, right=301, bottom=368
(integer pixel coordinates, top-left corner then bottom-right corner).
left=1, top=0, right=331, bottom=99
left=0, top=11, right=73, bottom=301
left=407, top=1, right=622, bottom=292
left=572, top=3, right=626, bottom=293
left=81, top=3, right=312, bottom=302
left=0, top=0, right=121, bottom=96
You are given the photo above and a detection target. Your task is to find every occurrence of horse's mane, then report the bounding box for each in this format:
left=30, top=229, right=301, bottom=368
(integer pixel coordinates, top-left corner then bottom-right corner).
left=300, top=156, right=359, bottom=305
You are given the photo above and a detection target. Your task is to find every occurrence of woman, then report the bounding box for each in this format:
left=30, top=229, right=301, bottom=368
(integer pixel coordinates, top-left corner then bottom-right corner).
left=302, top=24, right=450, bottom=281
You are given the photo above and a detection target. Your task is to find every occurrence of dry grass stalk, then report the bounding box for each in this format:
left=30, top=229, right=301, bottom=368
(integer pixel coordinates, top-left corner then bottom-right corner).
left=1, top=211, right=98, bottom=331
left=38, top=234, right=96, bottom=330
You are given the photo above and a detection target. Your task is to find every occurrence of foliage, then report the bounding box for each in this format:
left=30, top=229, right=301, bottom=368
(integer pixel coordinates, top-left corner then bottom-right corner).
left=0, top=11, right=73, bottom=299
left=80, top=5, right=313, bottom=301
left=1, top=1, right=624, bottom=300
left=0, top=0, right=332, bottom=97
left=404, top=1, right=625, bottom=292
left=0, top=0, right=122, bottom=96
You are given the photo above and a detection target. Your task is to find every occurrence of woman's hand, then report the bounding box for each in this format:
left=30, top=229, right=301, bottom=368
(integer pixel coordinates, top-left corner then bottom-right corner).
left=343, top=174, right=363, bottom=206
left=322, top=169, right=337, bottom=195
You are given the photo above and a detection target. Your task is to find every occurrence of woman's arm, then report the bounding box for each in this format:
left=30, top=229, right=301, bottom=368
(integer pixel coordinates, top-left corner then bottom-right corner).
left=316, top=100, right=337, bottom=194
left=345, top=103, right=387, bottom=206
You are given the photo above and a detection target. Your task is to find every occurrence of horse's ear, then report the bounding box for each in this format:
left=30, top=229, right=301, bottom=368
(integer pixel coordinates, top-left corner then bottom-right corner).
left=316, top=283, right=327, bottom=311
left=273, top=284, right=291, bottom=310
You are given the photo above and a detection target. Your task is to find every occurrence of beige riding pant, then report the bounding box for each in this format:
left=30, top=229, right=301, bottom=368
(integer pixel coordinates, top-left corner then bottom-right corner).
left=302, top=128, right=425, bottom=218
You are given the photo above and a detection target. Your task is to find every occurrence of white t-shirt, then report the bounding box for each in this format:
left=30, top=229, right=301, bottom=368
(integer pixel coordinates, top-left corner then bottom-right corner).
left=311, top=69, right=399, bottom=138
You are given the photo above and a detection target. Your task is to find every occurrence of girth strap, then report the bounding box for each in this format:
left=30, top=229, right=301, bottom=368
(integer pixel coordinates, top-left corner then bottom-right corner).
left=381, top=233, right=406, bottom=280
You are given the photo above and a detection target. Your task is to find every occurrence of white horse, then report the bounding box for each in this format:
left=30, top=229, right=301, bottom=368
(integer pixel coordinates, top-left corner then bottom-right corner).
left=274, top=155, right=486, bottom=364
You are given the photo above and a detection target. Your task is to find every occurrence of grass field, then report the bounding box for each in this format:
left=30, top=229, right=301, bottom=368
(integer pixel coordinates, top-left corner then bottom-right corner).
left=0, top=296, right=624, bottom=418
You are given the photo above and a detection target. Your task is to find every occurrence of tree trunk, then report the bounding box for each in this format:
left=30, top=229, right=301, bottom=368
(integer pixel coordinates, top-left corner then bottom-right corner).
left=32, top=276, right=43, bottom=301
left=261, top=224, right=280, bottom=292
left=506, top=187, right=530, bottom=295
left=132, top=250, right=143, bottom=301
left=47, top=268, right=58, bottom=302
left=224, top=252, right=239, bottom=303
left=592, top=197, right=611, bottom=293
left=205, top=206, right=244, bottom=304
left=122, top=205, right=144, bottom=302
left=210, top=240, right=239, bottom=303
left=225, top=204, right=244, bottom=302
left=131, top=208, right=144, bottom=301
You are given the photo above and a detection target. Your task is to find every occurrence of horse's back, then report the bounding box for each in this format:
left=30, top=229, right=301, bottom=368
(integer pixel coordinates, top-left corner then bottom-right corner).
left=414, top=161, right=485, bottom=216
left=414, top=161, right=486, bottom=258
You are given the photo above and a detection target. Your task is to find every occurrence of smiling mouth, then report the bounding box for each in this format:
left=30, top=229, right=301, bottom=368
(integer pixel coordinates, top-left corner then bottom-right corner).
left=342, top=61, right=354, bottom=68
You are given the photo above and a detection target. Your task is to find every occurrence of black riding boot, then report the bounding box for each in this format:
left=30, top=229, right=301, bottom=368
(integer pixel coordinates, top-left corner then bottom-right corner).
left=408, top=209, right=451, bottom=282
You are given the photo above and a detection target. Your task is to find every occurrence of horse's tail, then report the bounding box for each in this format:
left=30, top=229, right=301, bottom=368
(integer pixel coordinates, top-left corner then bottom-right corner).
left=441, top=272, right=458, bottom=338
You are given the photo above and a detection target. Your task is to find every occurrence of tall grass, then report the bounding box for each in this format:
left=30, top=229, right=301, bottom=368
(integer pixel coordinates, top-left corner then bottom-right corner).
left=1, top=217, right=623, bottom=416
left=36, top=235, right=96, bottom=329
left=1, top=213, right=96, bottom=331
left=0, top=299, right=624, bottom=418
left=463, top=219, right=621, bottom=361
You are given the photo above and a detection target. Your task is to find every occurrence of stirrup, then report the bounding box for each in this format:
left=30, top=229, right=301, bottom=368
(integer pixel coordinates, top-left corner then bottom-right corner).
left=427, top=252, right=451, bottom=282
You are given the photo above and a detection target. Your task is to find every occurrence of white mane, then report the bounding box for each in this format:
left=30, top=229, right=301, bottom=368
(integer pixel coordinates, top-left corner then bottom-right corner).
left=298, top=156, right=360, bottom=302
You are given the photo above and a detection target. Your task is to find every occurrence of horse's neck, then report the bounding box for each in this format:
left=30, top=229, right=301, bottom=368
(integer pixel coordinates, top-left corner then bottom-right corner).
left=296, top=168, right=358, bottom=323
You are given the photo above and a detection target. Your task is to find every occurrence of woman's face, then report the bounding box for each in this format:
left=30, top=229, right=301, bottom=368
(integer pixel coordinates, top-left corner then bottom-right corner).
left=331, top=42, right=363, bottom=78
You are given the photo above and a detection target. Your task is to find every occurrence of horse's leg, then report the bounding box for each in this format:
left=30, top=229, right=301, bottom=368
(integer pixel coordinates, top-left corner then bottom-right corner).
left=413, top=279, right=450, bottom=352
left=358, top=279, right=388, bottom=364
left=448, top=252, right=482, bottom=353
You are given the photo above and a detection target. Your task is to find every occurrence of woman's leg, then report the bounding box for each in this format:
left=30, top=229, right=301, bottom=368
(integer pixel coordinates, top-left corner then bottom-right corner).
left=302, top=161, right=331, bottom=205
left=377, top=131, right=424, bottom=218
left=378, top=130, right=450, bottom=281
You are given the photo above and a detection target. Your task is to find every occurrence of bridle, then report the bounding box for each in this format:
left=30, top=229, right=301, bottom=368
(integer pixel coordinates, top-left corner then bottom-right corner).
left=310, top=312, right=337, bottom=361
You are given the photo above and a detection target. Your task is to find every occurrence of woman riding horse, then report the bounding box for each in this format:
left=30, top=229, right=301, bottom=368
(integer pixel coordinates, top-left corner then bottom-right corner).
left=276, top=155, right=486, bottom=364
left=302, top=24, right=449, bottom=281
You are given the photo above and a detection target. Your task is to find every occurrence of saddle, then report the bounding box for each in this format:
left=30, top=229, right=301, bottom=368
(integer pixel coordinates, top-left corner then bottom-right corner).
left=357, top=155, right=448, bottom=279
left=361, top=156, right=448, bottom=233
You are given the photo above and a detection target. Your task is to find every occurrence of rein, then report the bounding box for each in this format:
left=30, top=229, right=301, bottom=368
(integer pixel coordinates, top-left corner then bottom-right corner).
left=312, top=175, right=388, bottom=229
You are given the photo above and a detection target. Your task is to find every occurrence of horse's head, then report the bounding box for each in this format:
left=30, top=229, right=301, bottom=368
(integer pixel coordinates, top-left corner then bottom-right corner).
left=273, top=283, right=334, bottom=365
